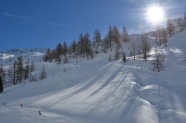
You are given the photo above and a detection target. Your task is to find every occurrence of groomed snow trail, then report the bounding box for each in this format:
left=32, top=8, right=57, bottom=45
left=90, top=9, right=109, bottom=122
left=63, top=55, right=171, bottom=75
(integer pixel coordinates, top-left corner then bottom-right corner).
left=0, top=60, right=158, bottom=123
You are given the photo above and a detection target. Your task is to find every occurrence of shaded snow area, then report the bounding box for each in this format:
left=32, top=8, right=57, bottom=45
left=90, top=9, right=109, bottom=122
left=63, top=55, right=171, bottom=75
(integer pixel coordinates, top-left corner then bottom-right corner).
left=0, top=31, right=186, bottom=123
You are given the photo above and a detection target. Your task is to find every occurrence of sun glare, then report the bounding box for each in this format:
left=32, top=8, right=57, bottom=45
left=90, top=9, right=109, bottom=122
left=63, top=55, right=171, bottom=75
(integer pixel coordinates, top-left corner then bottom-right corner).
left=147, top=5, right=164, bottom=23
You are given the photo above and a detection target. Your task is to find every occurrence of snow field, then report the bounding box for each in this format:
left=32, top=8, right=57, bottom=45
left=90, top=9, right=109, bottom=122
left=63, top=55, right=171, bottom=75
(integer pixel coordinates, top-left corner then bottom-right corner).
left=0, top=31, right=186, bottom=122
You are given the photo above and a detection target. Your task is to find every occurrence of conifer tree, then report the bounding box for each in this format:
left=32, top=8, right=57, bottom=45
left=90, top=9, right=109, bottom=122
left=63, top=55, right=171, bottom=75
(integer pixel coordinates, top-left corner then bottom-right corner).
left=72, top=40, right=77, bottom=54
left=75, top=42, right=79, bottom=59
left=8, top=65, right=12, bottom=83
left=9, top=61, right=17, bottom=85
left=122, top=52, right=126, bottom=63
left=0, top=67, right=6, bottom=83
left=30, top=61, right=35, bottom=72
left=44, top=48, right=52, bottom=62
left=103, top=36, right=108, bottom=53
left=113, top=26, right=121, bottom=45
left=13, top=61, right=17, bottom=84
left=84, top=32, right=91, bottom=59
left=122, top=26, right=130, bottom=43
left=63, top=41, right=68, bottom=56
left=107, top=25, right=114, bottom=51
left=141, top=33, right=150, bottom=61
left=0, top=76, right=3, bottom=93
left=24, top=62, right=30, bottom=80
left=55, top=43, right=63, bottom=64
left=78, top=33, right=84, bottom=56
left=16, top=56, right=24, bottom=83
left=115, top=47, right=120, bottom=60
left=93, top=29, right=102, bottom=54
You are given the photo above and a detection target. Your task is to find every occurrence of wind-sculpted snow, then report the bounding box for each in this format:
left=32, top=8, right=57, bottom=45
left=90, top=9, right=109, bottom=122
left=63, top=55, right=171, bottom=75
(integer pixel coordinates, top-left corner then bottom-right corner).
left=139, top=85, right=168, bottom=105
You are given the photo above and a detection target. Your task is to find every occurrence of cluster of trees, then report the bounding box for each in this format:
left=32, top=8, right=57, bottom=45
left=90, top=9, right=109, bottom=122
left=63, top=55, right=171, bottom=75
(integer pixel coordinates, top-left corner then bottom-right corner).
left=1, top=15, right=186, bottom=93
left=149, top=15, right=186, bottom=72
left=44, top=14, right=186, bottom=71
left=44, top=25, right=131, bottom=64
left=44, top=32, right=94, bottom=64
left=167, top=16, right=186, bottom=37
left=43, top=24, right=156, bottom=64
left=103, top=26, right=130, bottom=61
left=0, top=56, right=47, bottom=93
left=44, top=41, right=69, bottom=64
left=5, top=56, right=37, bottom=85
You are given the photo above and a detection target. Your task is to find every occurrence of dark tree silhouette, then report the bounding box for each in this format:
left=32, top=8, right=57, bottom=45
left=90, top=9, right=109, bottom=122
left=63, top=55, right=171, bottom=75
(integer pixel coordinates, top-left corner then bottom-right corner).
left=0, top=76, right=3, bottom=93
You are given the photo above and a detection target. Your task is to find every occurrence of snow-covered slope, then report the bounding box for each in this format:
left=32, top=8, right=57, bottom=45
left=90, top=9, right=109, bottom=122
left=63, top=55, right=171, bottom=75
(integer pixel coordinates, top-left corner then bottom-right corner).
left=0, top=31, right=186, bottom=123
left=0, top=48, right=46, bottom=67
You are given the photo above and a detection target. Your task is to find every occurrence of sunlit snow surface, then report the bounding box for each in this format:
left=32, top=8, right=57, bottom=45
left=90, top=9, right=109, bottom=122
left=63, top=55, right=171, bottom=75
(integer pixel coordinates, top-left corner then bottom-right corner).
left=0, top=54, right=14, bottom=60
left=0, top=31, right=186, bottom=123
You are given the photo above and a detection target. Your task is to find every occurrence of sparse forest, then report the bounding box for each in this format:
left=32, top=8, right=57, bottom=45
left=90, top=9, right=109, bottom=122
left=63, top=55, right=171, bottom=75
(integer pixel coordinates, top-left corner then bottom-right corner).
left=0, top=15, right=186, bottom=90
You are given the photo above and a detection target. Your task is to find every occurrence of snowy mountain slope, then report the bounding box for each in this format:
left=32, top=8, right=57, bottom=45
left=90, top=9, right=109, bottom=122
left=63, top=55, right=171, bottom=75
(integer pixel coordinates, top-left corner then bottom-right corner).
left=0, top=48, right=46, bottom=74
left=0, top=31, right=186, bottom=123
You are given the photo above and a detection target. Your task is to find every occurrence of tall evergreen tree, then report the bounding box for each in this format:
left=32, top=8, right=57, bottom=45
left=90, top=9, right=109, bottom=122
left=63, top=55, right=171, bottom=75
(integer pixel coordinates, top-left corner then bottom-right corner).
left=0, top=67, right=6, bottom=84
left=24, top=61, right=30, bottom=80
left=122, top=52, right=126, bottom=63
left=55, top=43, right=63, bottom=64
left=93, top=29, right=102, bottom=54
left=44, top=48, right=52, bottom=62
left=8, top=64, right=16, bottom=85
left=30, top=61, right=35, bottom=72
left=107, top=25, right=114, bottom=51
left=0, top=76, right=3, bottom=93
left=122, top=26, right=130, bottom=43
left=141, top=33, right=150, bottom=61
left=72, top=40, right=77, bottom=54
left=8, top=65, right=12, bottom=83
left=16, top=56, right=24, bottom=83
left=78, top=33, right=84, bottom=57
left=63, top=41, right=68, bottom=56
left=113, top=26, right=121, bottom=45
left=114, top=47, right=120, bottom=60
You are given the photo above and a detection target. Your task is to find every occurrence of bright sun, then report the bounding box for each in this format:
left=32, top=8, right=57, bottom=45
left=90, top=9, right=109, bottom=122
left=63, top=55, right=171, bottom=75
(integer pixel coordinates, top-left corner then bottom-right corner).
left=147, top=5, right=164, bottom=23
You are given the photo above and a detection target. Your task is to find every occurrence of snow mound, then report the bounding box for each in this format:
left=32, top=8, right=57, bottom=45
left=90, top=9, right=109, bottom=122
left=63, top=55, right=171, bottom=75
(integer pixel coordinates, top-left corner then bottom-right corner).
left=139, top=85, right=167, bottom=105
left=161, top=110, right=186, bottom=123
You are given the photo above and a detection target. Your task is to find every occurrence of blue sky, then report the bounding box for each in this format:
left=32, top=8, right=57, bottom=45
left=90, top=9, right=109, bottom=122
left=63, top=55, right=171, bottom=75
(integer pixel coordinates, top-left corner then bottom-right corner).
left=0, top=0, right=186, bottom=51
